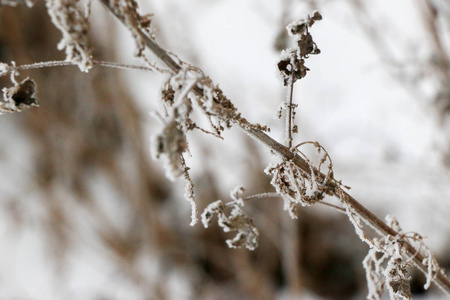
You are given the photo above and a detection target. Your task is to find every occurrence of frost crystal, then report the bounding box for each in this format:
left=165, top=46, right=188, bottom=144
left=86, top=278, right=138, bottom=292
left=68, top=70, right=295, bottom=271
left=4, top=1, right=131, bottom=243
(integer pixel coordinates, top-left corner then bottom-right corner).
left=201, top=187, right=259, bottom=251
left=46, top=0, right=93, bottom=72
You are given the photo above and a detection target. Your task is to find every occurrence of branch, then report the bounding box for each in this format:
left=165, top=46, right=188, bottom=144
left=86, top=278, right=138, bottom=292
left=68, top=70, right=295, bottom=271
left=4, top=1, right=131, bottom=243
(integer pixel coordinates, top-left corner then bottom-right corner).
left=98, top=0, right=450, bottom=293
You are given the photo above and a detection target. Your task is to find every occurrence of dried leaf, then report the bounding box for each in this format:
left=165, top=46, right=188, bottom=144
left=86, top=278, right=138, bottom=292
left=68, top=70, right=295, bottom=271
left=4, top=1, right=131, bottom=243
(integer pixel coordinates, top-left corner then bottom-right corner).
left=1, top=78, right=38, bottom=113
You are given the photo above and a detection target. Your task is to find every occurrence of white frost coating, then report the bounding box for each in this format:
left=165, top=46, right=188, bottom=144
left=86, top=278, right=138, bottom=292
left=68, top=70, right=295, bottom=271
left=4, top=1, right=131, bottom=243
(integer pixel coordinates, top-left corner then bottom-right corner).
left=46, top=0, right=93, bottom=72
left=184, top=173, right=198, bottom=226
left=423, top=249, right=440, bottom=290
left=385, top=215, right=402, bottom=232
left=0, top=63, right=9, bottom=76
left=363, top=248, right=387, bottom=300
left=150, top=121, right=187, bottom=181
left=150, top=120, right=198, bottom=225
left=201, top=200, right=221, bottom=229
left=344, top=202, right=374, bottom=246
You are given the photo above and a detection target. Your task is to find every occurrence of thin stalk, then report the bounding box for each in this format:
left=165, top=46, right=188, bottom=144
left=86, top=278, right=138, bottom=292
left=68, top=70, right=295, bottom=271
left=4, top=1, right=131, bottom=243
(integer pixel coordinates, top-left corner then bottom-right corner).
left=2, top=60, right=166, bottom=74
left=99, top=0, right=450, bottom=293
left=286, top=72, right=295, bottom=148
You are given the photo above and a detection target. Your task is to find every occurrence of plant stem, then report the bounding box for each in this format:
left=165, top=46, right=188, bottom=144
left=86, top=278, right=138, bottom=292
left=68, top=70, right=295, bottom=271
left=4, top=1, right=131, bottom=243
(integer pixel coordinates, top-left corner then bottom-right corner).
left=286, top=73, right=295, bottom=148
left=99, top=0, right=450, bottom=293
left=0, top=60, right=166, bottom=77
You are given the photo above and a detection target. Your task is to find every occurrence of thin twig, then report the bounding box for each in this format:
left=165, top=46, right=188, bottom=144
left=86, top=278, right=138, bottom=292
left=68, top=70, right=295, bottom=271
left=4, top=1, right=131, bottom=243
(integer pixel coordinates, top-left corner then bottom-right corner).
left=1, top=60, right=167, bottom=74
left=245, top=192, right=346, bottom=213
left=318, top=201, right=346, bottom=213
left=244, top=192, right=280, bottom=200
left=286, top=72, right=295, bottom=148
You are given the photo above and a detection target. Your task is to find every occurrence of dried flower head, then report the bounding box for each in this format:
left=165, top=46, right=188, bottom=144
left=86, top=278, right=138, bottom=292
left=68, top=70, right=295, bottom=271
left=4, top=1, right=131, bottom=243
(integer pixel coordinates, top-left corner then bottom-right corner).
left=277, top=11, right=322, bottom=85
left=201, top=187, right=259, bottom=250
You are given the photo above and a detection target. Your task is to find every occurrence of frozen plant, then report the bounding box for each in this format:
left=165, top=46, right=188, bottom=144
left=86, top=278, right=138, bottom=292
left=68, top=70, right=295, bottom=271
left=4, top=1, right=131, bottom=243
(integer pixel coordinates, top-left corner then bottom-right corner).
left=0, top=1, right=449, bottom=298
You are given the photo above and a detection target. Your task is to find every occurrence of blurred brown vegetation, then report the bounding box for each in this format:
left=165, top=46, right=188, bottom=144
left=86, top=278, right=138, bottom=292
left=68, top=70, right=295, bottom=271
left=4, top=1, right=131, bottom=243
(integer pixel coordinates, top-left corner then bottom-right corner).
left=1, top=1, right=448, bottom=299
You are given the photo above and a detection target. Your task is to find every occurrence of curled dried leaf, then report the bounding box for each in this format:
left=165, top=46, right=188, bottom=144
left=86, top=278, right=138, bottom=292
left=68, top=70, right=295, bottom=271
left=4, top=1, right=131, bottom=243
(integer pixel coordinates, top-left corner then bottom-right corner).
left=277, top=11, right=321, bottom=85
left=386, top=258, right=412, bottom=300
left=152, top=120, right=187, bottom=181
left=202, top=192, right=259, bottom=251
left=265, top=141, right=334, bottom=218
left=1, top=78, right=38, bottom=114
